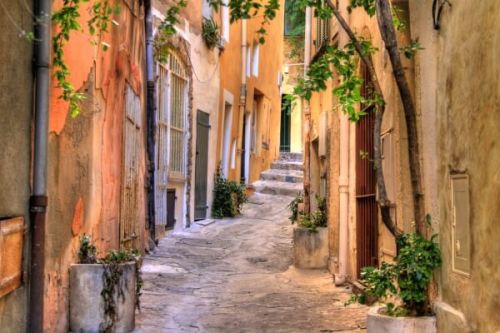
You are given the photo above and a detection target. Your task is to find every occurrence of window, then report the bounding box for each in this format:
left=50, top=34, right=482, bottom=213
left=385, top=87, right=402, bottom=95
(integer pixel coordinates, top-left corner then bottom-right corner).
left=284, top=0, right=305, bottom=36
left=315, top=0, right=330, bottom=50
left=252, top=44, right=260, bottom=77
left=221, top=0, right=230, bottom=42
left=202, top=0, right=212, bottom=18
left=158, top=53, right=188, bottom=178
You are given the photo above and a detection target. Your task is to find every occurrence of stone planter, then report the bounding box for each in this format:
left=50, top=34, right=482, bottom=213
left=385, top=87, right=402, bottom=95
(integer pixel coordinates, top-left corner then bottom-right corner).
left=70, top=262, right=136, bottom=333
left=293, top=226, right=329, bottom=269
left=367, top=306, right=437, bottom=333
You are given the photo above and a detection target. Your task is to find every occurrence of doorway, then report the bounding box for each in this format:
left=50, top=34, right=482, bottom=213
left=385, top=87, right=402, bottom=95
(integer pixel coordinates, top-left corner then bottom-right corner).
left=241, top=112, right=252, bottom=184
left=355, top=63, right=378, bottom=277
left=280, top=95, right=291, bottom=152
left=221, top=103, right=232, bottom=177
left=195, top=111, right=210, bottom=220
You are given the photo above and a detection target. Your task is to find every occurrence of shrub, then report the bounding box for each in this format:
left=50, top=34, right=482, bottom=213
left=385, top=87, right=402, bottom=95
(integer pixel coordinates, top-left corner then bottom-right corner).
left=288, top=194, right=327, bottom=232
left=350, top=232, right=442, bottom=316
left=212, top=166, right=247, bottom=218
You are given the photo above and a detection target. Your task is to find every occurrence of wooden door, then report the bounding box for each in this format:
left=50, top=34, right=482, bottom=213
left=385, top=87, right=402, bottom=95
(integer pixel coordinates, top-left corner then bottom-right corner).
left=120, top=86, right=142, bottom=249
left=166, top=189, right=176, bottom=229
left=195, top=111, right=210, bottom=220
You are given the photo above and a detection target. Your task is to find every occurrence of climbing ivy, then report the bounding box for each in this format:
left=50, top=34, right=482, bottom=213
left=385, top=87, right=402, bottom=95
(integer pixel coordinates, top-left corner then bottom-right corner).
left=52, top=0, right=116, bottom=117
left=290, top=40, right=381, bottom=122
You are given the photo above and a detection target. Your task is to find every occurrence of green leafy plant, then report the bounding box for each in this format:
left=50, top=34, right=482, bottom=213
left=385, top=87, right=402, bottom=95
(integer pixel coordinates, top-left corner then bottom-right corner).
left=349, top=232, right=442, bottom=317
left=212, top=165, right=248, bottom=218
left=78, top=234, right=97, bottom=264
left=202, top=17, right=221, bottom=49
left=288, top=191, right=304, bottom=223
left=289, top=194, right=327, bottom=232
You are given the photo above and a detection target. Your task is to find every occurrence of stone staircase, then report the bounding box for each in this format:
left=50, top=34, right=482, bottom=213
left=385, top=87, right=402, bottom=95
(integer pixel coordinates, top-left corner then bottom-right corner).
left=252, top=152, right=303, bottom=197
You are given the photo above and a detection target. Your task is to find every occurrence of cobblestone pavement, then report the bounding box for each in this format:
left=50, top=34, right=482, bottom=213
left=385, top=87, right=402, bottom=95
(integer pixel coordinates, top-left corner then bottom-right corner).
left=134, top=193, right=368, bottom=333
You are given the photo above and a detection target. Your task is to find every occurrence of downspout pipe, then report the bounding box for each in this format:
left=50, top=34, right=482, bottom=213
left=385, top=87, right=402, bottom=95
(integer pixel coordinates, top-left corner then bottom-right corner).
left=302, top=7, right=312, bottom=212
left=29, top=0, right=50, bottom=330
left=335, top=0, right=349, bottom=286
left=145, top=0, right=156, bottom=245
left=239, top=19, right=247, bottom=182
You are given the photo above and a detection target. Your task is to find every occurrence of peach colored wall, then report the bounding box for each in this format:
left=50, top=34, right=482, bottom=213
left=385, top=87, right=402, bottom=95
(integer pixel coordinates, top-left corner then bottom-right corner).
left=44, top=1, right=147, bottom=331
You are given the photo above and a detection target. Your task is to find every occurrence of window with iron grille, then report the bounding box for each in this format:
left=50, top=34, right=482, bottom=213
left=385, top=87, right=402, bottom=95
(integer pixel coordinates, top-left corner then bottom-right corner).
left=158, top=53, right=188, bottom=178
left=315, top=0, right=330, bottom=50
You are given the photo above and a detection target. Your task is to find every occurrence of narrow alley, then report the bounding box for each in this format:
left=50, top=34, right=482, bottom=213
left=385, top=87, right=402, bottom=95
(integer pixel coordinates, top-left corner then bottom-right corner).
left=135, top=193, right=368, bottom=332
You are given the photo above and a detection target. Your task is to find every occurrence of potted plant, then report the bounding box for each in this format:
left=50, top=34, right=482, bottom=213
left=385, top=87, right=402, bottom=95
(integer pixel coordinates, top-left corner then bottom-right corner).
left=69, top=235, right=142, bottom=333
left=349, top=231, right=442, bottom=333
left=290, top=194, right=329, bottom=269
left=202, top=17, right=222, bottom=50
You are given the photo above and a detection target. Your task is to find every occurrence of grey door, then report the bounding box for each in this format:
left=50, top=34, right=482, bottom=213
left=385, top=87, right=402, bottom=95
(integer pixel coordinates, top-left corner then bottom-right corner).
left=195, top=110, right=210, bottom=220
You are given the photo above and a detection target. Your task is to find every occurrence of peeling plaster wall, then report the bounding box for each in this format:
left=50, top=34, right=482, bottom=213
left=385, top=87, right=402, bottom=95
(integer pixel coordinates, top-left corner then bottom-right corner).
left=410, top=1, right=500, bottom=332
left=44, top=1, right=147, bottom=331
left=0, top=0, right=33, bottom=331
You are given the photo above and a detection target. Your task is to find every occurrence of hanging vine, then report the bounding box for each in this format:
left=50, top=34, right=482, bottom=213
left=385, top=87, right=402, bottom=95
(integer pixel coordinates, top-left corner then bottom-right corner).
left=51, top=0, right=116, bottom=117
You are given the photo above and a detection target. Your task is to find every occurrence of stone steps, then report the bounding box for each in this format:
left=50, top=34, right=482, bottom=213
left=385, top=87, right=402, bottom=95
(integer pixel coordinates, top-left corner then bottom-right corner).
left=252, top=152, right=304, bottom=197
left=260, top=169, right=303, bottom=183
left=270, top=161, right=303, bottom=171
left=278, top=152, right=303, bottom=163
left=252, top=180, right=303, bottom=197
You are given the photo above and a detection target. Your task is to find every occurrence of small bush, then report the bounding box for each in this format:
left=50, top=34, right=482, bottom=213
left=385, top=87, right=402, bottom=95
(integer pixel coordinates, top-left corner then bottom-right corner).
left=212, top=166, right=247, bottom=218
left=288, top=194, right=327, bottom=232
left=349, top=232, right=442, bottom=316
left=202, top=17, right=221, bottom=49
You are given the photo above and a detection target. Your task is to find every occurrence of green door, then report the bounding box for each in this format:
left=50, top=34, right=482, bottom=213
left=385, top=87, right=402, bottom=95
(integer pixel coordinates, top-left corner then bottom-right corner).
left=280, top=95, right=291, bottom=152
left=195, top=110, right=210, bottom=220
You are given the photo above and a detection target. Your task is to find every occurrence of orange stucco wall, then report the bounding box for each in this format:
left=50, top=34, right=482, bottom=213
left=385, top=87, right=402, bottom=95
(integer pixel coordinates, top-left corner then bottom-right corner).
left=218, top=1, right=285, bottom=185
left=44, top=1, right=147, bottom=331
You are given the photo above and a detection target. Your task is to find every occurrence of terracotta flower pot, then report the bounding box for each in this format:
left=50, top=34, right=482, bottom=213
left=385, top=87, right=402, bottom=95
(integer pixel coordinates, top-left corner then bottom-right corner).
left=367, top=306, right=436, bottom=333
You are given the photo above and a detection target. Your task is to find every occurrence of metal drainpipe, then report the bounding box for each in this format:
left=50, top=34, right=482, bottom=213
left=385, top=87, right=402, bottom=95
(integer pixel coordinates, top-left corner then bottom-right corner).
left=239, top=19, right=247, bottom=182
left=145, top=0, right=157, bottom=245
left=29, top=0, right=50, bottom=330
left=302, top=7, right=312, bottom=212
left=335, top=0, right=350, bottom=286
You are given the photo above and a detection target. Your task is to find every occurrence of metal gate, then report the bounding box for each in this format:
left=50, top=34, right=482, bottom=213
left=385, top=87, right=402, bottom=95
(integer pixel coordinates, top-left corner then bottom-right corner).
left=195, top=110, right=210, bottom=220
left=280, top=95, right=291, bottom=152
left=355, top=64, right=378, bottom=276
left=120, top=85, right=142, bottom=249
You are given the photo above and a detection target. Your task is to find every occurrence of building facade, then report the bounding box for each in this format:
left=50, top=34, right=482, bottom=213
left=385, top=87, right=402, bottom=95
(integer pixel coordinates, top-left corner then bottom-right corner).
left=302, top=0, right=500, bottom=332
left=217, top=2, right=286, bottom=185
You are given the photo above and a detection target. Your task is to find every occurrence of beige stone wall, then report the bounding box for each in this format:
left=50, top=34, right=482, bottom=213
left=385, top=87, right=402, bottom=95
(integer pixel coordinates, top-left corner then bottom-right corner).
left=410, top=1, right=500, bottom=332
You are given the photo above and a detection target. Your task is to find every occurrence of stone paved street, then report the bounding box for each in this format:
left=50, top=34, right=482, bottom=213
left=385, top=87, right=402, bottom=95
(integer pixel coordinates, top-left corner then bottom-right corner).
left=134, top=193, right=368, bottom=333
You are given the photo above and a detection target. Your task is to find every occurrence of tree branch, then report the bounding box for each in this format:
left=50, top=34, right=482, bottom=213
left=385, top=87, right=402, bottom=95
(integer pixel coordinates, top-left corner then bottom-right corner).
left=375, top=0, right=424, bottom=235
left=325, top=0, right=402, bottom=237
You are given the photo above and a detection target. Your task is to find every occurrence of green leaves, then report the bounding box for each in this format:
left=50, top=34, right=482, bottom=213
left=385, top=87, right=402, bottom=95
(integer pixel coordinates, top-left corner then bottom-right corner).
left=293, top=41, right=379, bottom=122
left=348, top=0, right=376, bottom=17
left=52, top=0, right=117, bottom=117
left=401, top=39, right=424, bottom=59
left=202, top=17, right=221, bottom=49
left=352, top=231, right=442, bottom=316
left=212, top=165, right=248, bottom=218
